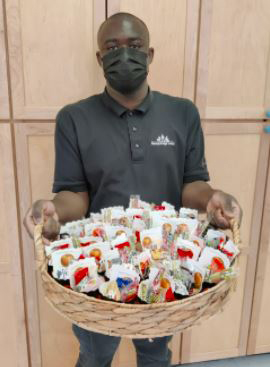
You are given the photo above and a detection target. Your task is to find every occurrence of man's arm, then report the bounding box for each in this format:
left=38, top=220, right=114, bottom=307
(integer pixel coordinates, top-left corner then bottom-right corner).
left=182, top=181, right=242, bottom=229
left=52, top=191, right=89, bottom=224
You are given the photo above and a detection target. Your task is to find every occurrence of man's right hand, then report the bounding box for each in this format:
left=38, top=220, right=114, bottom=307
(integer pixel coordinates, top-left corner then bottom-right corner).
left=23, top=200, right=60, bottom=244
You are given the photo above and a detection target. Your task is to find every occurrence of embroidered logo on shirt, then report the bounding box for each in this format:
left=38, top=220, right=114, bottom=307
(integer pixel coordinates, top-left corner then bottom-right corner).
left=151, top=134, right=175, bottom=146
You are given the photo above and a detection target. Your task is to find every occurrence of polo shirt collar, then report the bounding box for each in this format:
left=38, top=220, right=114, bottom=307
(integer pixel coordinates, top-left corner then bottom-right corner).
left=101, top=88, right=153, bottom=117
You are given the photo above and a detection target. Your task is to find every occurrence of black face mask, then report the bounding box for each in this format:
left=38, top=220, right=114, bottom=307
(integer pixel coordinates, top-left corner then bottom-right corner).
left=102, top=47, right=148, bottom=94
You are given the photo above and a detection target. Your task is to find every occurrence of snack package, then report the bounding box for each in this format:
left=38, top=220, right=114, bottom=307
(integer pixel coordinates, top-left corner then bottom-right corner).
left=99, top=281, right=121, bottom=301
left=108, top=264, right=140, bottom=302
left=104, top=249, right=122, bottom=278
left=179, top=208, right=198, bottom=220
left=51, top=248, right=82, bottom=280
left=129, top=195, right=140, bottom=208
left=204, top=229, right=226, bottom=249
left=89, top=212, right=103, bottom=223
left=111, top=233, right=131, bottom=263
left=140, top=227, right=163, bottom=250
left=104, top=225, right=132, bottom=240
left=84, top=223, right=106, bottom=240
left=218, top=239, right=240, bottom=262
left=66, top=220, right=85, bottom=238
left=161, top=201, right=175, bottom=210
left=182, top=259, right=206, bottom=294
left=79, top=236, right=103, bottom=247
left=45, top=238, right=73, bottom=257
left=198, top=247, right=230, bottom=275
left=169, top=260, right=193, bottom=292
left=176, top=238, right=201, bottom=261
left=174, top=218, right=199, bottom=240
left=190, top=235, right=205, bottom=250
left=82, top=242, right=111, bottom=272
left=150, top=210, right=177, bottom=227
left=69, top=257, right=104, bottom=292
left=138, top=251, right=151, bottom=278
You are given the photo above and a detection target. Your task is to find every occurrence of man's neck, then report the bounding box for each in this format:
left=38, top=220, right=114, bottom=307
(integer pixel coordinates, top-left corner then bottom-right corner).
left=106, top=81, right=149, bottom=110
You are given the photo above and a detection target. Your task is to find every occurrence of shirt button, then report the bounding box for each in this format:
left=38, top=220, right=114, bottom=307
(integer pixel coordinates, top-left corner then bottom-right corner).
left=128, top=111, right=133, bottom=117
left=135, top=143, right=140, bottom=148
left=132, top=127, right=137, bottom=132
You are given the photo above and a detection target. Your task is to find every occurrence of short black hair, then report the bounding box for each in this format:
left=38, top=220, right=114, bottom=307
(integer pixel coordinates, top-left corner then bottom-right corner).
left=98, top=12, right=150, bottom=47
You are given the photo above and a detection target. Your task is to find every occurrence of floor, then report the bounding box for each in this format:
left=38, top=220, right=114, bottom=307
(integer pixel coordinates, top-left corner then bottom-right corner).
left=177, top=353, right=270, bottom=367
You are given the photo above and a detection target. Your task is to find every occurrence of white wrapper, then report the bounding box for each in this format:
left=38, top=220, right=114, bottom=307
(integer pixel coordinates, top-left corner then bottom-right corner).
left=51, top=248, right=82, bottom=280
left=198, top=247, right=230, bottom=272
left=140, top=227, right=163, bottom=250
left=179, top=207, right=198, bottom=220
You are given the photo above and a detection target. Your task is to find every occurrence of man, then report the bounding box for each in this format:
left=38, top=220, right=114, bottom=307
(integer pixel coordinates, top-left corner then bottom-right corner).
left=24, top=12, right=242, bottom=367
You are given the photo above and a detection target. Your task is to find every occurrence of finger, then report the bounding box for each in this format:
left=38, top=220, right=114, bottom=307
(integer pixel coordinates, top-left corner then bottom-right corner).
left=32, top=200, right=45, bottom=224
left=43, top=201, right=58, bottom=221
left=23, top=207, right=35, bottom=239
left=213, top=209, right=230, bottom=229
left=42, top=217, right=60, bottom=241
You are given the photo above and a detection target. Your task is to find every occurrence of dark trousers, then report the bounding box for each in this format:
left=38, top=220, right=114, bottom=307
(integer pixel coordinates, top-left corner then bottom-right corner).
left=72, top=324, right=172, bottom=367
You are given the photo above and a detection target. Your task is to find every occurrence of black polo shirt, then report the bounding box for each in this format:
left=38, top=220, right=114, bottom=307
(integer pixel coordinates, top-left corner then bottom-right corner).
left=52, top=90, right=209, bottom=214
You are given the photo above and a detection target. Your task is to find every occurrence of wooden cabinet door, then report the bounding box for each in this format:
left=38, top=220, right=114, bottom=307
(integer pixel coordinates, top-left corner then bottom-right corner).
left=5, top=0, right=105, bottom=120
left=107, top=0, right=200, bottom=101
left=0, top=124, right=28, bottom=367
left=247, top=136, right=270, bottom=355
left=196, top=0, right=270, bottom=119
left=15, top=123, right=80, bottom=367
left=181, top=122, right=270, bottom=363
left=0, top=0, right=9, bottom=119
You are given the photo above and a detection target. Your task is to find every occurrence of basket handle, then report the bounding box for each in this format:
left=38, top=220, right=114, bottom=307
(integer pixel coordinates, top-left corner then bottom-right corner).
left=34, top=223, right=46, bottom=269
left=230, top=218, right=242, bottom=248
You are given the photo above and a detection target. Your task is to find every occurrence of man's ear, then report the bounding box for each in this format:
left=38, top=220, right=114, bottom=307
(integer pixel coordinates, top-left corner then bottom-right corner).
left=96, top=51, right=102, bottom=67
left=148, top=47, right=154, bottom=64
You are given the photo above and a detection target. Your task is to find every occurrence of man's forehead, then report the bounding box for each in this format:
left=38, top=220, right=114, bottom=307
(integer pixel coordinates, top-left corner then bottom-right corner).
left=98, top=17, right=148, bottom=46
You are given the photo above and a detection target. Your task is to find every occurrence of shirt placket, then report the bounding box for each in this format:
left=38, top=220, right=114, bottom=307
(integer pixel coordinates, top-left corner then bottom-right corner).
left=126, top=111, right=144, bottom=162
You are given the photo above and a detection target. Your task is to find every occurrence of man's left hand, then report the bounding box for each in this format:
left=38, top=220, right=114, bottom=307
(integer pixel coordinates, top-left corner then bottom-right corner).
left=206, top=190, right=243, bottom=229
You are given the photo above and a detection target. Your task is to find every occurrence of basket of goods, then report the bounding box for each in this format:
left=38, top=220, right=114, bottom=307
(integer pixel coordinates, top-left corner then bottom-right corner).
left=34, top=195, right=241, bottom=339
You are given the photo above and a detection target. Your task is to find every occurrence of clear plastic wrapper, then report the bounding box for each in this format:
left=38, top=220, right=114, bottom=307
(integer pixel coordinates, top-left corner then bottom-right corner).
left=179, top=208, right=198, bottom=220
left=176, top=238, right=201, bottom=261
left=204, top=229, right=226, bottom=249
left=69, top=258, right=104, bottom=293
left=140, top=227, right=163, bottom=250
left=51, top=248, right=82, bottom=280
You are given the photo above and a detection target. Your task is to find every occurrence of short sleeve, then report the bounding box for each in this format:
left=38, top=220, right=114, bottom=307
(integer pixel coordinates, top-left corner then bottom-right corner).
left=52, top=108, right=88, bottom=193
left=183, top=102, right=210, bottom=184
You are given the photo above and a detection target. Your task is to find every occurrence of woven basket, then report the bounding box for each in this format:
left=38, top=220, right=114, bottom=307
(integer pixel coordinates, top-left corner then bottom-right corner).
left=34, top=220, right=241, bottom=339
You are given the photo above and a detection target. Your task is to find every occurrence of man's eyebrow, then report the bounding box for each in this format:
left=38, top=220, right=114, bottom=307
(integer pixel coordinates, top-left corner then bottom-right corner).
left=104, top=37, right=144, bottom=44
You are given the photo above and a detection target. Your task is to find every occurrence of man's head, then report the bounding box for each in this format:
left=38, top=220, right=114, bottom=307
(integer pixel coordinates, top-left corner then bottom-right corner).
left=96, top=13, right=154, bottom=95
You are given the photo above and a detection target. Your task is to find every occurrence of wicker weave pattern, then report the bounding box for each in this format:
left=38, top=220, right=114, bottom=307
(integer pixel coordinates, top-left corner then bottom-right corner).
left=34, top=221, right=240, bottom=339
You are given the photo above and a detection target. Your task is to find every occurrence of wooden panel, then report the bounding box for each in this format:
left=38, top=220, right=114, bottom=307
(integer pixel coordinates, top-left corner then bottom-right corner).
left=197, top=0, right=270, bottom=119
left=0, top=0, right=10, bottom=119
left=15, top=123, right=80, bottom=367
left=108, top=0, right=199, bottom=100
left=0, top=124, right=28, bottom=366
left=181, top=123, right=269, bottom=363
left=248, top=148, right=270, bottom=354
left=6, top=0, right=106, bottom=120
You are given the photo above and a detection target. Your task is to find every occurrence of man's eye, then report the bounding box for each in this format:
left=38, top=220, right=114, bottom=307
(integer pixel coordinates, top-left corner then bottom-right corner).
left=107, top=46, right=118, bottom=51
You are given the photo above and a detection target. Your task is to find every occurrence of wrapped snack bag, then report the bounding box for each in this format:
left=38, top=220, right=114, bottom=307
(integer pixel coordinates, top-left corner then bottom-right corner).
left=46, top=238, right=73, bottom=257
left=174, top=218, right=199, bottom=240
left=66, top=220, right=86, bottom=238
left=176, top=239, right=201, bottom=262
left=204, top=229, right=226, bottom=249
left=138, top=251, right=151, bottom=279
left=109, top=264, right=140, bottom=302
left=150, top=210, right=177, bottom=228
left=140, top=227, right=163, bottom=250
left=99, top=281, right=121, bottom=301
left=79, top=236, right=103, bottom=247
left=129, top=195, right=140, bottom=208
left=218, top=239, right=240, bottom=263
left=138, top=267, right=170, bottom=303
left=51, top=248, right=82, bottom=280
left=170, top=260, right=193, bottom=292
left=190, top=235, right=205, bottom=251
left=69, top=257, right=104, bottom=293
left=179, top=208, right=198, bottom=220
left=104, top=225, right=132, bottom=240
left=199, top=247, right=230, bottom=282
left=111, top=233, right=131, bottom=263
left=104, top=249, right=122, bottom=278
left=84, top=223, right=106, bottom=240
left=82, top=242, right=111, bottom=272
left=89, top=212, right=103, bottom=223
left=182, top=259, right=206, bottom=294
left=161, top=201, right=175, bottom=210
